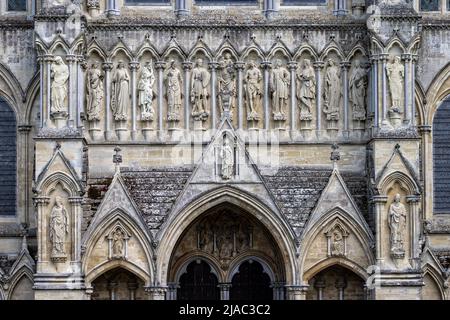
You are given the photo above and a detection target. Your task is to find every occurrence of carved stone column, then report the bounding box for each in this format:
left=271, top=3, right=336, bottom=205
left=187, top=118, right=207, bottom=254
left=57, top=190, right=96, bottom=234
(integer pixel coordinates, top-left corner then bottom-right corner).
left=402, top=53, right=412, bottom=126
left=218, top=282, right=232, bottom=300
left=175, top=0, right=189, bottom=16
left=68, top=196, right=83, bottom=272
left=106, top=0, right=120, bottom=16
left=371, top=195, right=388, bottom=263
left=411, top=55, right=418, bottom=127
left=44, top=54, right=54, bottom=127
left=285, top=285, right=309, bottom=300
left=38, top=55, right=44, bottom=128
left=288, top=61, right=297, bottom=137
left=314, top=277, right=326, bottom=300
left=18, top=125, right=32, bottom=228
left=33, top=196, right=50, bottom=273
left=335, top=278, right=347, bottom=300
left=263, top=0, right=278, bottom=18
left=182, top=62, right=192, bottom=131
left=419, top=125, right=432, bottom=220
left=235, top=62, right=245, bottom=131
left=145, top=286, right=168, bottom=300
left=340, top=61, right=351, bottom=138
left=108, top=281, right=118, bottom=300
left=407, top=195, right=421, bottom=269
left=77, top=55, right=86, bottom=130
left=313, top=61, right=324, bottom=138
left=102, top=62, right=113, bottom=140
left=271, top=282, right=285, bottom=300
left=66, top=55, right=77, bottom=128
left=261, top=61, right=271, bottom=130
left=129, top=61, right=139, bottom=141
left=209, top=61, right=219, bottom=130
left=380, top=54, right=389, bottom=127
left=370, top=56, right=379, bottom=129
left=167, top=282, right=179, bottom=300
left=156, top=61, right=166, bottom=137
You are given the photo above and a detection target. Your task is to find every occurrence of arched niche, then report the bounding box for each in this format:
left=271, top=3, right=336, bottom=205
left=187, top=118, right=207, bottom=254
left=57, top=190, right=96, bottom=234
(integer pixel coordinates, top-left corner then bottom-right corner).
left=306, top=264, right=366, bottom=300
left=421, top=271, right=444, bottom=300
left=165, top=202, right=288, bottom=300
left=8, top=273, right=34, bottom=300
left=242, top=48, right=264, bottom=130
left=90, top=267, right=146, bottom=300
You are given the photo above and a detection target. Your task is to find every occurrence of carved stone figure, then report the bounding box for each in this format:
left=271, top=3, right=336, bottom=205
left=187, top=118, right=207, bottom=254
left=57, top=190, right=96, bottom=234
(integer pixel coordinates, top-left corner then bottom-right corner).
left=349, top=59, right=368, bottom=121
left=330, top=229, right=345, bottom=256
left=218, top=53, right=236, bottom=119
left=138, top=61, right=156, bottom=121
left=220, top=137, right=234, bottom=180
left=386, top=56, right=404, bottom=112
left=49, top=196, right=69, bottom=260
left=86, top=62, right=104, bottom=121
left=323, top=59, right=341, bottom=121
left=270, top=59, right=290, bottom=120
left=166, top=59, right=182, bottom=121
left=388, top=193, right=407, bottom=259
left=112, top=228, right=125, bottom=259
left=244, top=61, right=262, bottom=121
left=296, top=59, right=316, bottom=121
left=50, top=56, right=69, bottom=115
left=111, top=61, right=130, bottom=121
left=191, top=58, right=210, bottom=121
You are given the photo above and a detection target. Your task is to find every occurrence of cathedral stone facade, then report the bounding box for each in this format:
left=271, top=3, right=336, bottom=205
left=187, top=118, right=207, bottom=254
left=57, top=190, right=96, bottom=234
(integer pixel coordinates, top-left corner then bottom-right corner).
left=0, top=0, right=449, bottom=300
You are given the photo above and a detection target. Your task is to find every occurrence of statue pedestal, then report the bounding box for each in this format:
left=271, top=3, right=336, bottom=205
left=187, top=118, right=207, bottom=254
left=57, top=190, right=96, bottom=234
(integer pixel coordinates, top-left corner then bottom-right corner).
left=326, top=119, right=339, bottom=139
left=193, top=119, right=206, bottom=131
left=88, top=7, right=100, bottom=18
left=51, top=111, right=68, bottom=129
left=168, top=120, right=182, bottom=141
left=353, top=119, right=365, bottom=131
left=248, top=119, right=259, bottom=130
left=388, top=110, right=403, bottom=129
left=89, top=120, right=102, bottom=141
left=273, top=119, right=286, bottom=131
left=115, top=120, right=128, bottom=141
left=300, top=119, right=312, bottom=141
left=142, top=120, right=155, bottom=141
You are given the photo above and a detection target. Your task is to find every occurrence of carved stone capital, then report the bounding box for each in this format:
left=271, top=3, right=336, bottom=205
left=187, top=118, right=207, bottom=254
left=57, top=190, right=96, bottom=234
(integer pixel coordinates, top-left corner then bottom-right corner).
left=102, top=62, right=113, bottom=71
left=33, top=196, right=50, bottom=205
left=128, top=61, right=140, bottom=71
left=406, top=195, right=420, bottom=203
left=371, top=195, right=388, bottom=203
left=285, top=284, right=309, bottom=294
left=234, top=61, right=245, bottom=70
left=68, top=196, right=83, bottom=204
left=86, top=0, right=100, bottom=9
left=401, top=53, right=412, bottom=62
left=155, top=61, right=166, bottom=70
left=208, top=62, right=220, bottom=70
left=18, top=125, right=32, bottom=133
left=340, top=61, right=351, bottom=70
left=43, top=54, right=55, bottom=63
left=418, top=125, right=432, bottom=134
left=379, top=53, right=389, bottom=62
left=313, top=61, right=324, bottom=70
left=260, top=61, right=272, bottom=69
left=66, top=54, right=77, bottom=64
left=288, top=61, right=298, bottom=70
left=182, top=62, right=193, bottom=70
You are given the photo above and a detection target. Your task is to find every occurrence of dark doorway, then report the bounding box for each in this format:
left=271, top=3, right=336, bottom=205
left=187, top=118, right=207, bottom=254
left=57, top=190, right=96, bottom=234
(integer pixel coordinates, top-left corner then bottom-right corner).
left=230, top=260, right=273, bottom=300
left=91, top=268, right=145, bottom=300
left=178, top=260, right=220, bottom=300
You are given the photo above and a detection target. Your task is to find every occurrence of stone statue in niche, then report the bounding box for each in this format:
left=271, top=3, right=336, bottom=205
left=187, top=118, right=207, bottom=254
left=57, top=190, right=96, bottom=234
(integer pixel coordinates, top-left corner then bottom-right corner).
left=86, top=62, right=104, bottom=121
left=388, top=193, right=407, bottom=259
left=386, top=56, right=404, bottom=113
left=138, top=61, right=156, bottom=121
left=270, top=59, right=290, bottom=121
left=296, top=59, right=316, bottom=121
left=191, top=58, right=211, bottom=121
left=50, top=56, right=69, bottom=116
left=165, top=59, right=182, bottom=121
left=330, top=229, right=345, bottom=256
left=244, top=61, right=262, bottom=121
left=349, top=59, right=368, bottom=121
left=112, top=227, right=125, bottom=259
left=218, top=53, right=236, bottom=120
left=111, top=60, right=130, bottom=121
left=49, top=196, right=69, bottom=262
left=323, top=59, right=341, bottom=121
left=220, top=136, right=234, bottom=180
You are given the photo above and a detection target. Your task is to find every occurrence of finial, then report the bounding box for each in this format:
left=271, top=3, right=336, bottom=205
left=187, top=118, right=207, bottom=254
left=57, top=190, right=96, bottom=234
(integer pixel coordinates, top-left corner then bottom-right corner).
left=395, top=143, right=400, bottom=150
left=330, top=143, right=340, bottom=169
left=21, top=235, right=28, bottom=251
left=113, top=146, right=122, bottom=173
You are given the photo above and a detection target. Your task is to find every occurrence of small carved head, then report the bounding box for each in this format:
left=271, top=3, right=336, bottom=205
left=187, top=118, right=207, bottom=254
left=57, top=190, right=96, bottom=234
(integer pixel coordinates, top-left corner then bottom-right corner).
left=54, top=56, right=64, bottom=65
left=394, top=56, right=401, bottom=64
left=394, top=193, right=401, bottom=203
left=327, top=59, right=335, bottom=67
left=118, top=60, right=125, bottom=68
left=169, top=59, right=176, bottom=67
left=275, top=59, right=282, bottom=67
left=354, top=59, right=360, bottom=68
left=224, top=53, right=232, bottom=60
left=196, top=58, right=203, bottom=67
left=303, top=59, right=311, bottom=68
left=248, top=60, right=256, bottom=68
left=55, top=196, right=63, bottom=206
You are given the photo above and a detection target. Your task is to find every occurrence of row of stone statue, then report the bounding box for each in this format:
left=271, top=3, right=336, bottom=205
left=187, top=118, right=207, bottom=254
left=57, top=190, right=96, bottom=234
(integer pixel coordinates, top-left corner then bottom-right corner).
left=49, top=54, right=405, bottom=126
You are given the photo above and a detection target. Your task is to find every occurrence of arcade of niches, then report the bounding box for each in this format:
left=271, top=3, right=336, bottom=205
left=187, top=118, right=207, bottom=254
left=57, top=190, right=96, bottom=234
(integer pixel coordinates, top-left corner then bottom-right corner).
left=0, top=0, right=450, bottom=300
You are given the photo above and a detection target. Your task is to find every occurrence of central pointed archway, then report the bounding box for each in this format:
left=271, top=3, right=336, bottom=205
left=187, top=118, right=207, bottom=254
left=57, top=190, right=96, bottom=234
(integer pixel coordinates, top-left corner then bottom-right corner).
left=156, top=187, right=297, bottom=300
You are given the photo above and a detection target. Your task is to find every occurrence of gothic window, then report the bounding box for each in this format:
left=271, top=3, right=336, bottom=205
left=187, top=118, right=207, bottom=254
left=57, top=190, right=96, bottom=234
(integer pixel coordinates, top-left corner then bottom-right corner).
left=125, top=0, right=170, bottom=4
left=420, top=0, right=440, bottom=11
left=433, top=97, right=450, bottom=214
left=7, top=0, right=27, bottom=11
left=0, top=98, right=16, bottom=216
